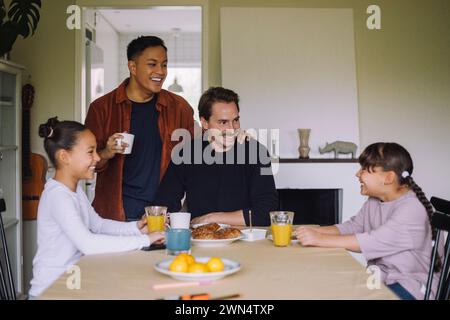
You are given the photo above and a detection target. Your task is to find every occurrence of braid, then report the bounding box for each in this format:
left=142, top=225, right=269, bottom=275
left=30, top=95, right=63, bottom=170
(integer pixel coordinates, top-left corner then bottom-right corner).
left=405, top=176, right=442, bottom=272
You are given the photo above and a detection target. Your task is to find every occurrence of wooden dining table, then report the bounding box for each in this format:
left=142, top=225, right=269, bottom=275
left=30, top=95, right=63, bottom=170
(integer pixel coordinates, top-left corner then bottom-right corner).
left=39, top=229, right=397, bottom=300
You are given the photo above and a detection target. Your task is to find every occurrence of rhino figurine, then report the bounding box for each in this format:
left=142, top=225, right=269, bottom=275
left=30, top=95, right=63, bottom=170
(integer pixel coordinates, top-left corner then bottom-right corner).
left=319, top=141, right=358, bottom=158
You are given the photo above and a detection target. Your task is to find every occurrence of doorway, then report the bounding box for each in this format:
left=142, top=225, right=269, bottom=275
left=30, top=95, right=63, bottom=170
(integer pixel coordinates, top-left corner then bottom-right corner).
left=77, top=6, right=203, bottom=201
left=82, top=6, right=202, bottom=120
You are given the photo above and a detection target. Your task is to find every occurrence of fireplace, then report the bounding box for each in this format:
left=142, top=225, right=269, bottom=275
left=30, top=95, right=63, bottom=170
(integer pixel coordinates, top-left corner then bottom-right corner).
left=272, top=160, right=365, bottom=226
left=277, top=189, right=342, bottom=226
left=272, top=161, right=367, bottom=265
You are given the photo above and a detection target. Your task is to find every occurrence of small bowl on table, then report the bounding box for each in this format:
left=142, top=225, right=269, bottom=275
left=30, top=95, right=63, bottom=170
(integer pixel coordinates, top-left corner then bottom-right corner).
left=240, top=228, right=267, bottom=242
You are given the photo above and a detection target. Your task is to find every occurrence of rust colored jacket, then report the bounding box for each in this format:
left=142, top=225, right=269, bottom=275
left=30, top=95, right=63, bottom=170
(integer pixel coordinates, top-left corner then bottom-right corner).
left=85, top=79, right=194, bottom=221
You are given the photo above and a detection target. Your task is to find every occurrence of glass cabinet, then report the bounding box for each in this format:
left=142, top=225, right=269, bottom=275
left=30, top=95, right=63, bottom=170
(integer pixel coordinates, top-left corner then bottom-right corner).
left=0, top=58, right=23, bottom=296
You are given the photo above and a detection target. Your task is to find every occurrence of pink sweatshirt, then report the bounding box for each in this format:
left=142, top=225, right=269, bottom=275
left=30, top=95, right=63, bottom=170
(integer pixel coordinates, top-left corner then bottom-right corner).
left=336, top=191, right=443, bottom=299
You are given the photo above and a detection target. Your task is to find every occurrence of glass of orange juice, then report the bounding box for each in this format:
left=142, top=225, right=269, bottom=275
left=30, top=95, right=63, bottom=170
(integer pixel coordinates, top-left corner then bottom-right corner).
left=270, top=211, right=294, bottom=247
left=145, top=206, right=168, bottom=232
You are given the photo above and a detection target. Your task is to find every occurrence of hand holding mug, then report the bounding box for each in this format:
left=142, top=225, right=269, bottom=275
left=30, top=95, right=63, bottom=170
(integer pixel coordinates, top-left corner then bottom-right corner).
left=115, top=132, right=134, bottom=154
left=100, top=133, right=128, bottom=160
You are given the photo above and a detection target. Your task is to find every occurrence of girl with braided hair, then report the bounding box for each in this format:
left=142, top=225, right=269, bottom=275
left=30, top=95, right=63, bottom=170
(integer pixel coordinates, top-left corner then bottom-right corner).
left=294, top=142, right=443, bottom=300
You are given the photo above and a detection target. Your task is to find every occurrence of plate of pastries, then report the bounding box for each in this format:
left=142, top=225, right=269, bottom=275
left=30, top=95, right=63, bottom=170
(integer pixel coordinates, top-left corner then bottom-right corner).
left=191, top=223, right=243, bottom=247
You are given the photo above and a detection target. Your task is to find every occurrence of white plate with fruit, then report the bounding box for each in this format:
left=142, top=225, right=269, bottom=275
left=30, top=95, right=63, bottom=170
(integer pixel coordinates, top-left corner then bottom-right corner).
left=154, top=254, right=241, bottom=281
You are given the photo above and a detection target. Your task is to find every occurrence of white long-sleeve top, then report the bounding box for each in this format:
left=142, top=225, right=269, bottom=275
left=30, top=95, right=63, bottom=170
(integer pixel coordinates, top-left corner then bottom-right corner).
left=29, top=179, right=150, bottom=297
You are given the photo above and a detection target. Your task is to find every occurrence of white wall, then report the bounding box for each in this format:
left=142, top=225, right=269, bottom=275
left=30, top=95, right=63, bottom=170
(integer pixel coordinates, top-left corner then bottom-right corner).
left=221, top=8, right=360, bottom=158
left=95, top=12, right=120, bottom=93
left=354, top=1, right=450, bottom=202
left=10, top=0, right=75, bottom=158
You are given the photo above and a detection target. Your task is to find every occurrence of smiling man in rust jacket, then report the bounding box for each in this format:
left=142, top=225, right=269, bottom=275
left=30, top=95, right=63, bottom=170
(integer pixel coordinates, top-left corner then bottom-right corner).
left=85, top=36, right=194, bottom=221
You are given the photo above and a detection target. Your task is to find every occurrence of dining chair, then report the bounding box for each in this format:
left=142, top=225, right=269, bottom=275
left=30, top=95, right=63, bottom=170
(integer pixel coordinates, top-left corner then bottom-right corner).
left=0, top=198, right=16, bottom=300
left=424, top=196, right=450, bottom=300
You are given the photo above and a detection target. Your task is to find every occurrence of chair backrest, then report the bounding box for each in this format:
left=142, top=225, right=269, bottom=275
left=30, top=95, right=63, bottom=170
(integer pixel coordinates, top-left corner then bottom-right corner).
left=0, top=196, right=16, bottom=300
left=424, top=197, right=450, bottom=300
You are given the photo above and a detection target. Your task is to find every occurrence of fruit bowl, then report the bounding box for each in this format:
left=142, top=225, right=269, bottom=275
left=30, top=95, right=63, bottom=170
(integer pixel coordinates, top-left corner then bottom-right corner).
left=154, top=256, right=241, bottom=281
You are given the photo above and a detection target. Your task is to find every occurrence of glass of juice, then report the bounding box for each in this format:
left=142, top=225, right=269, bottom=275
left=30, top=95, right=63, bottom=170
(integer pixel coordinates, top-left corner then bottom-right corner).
left=145, top=206, right=168, bottom=232
left=270, top=211, right=294, bottom=247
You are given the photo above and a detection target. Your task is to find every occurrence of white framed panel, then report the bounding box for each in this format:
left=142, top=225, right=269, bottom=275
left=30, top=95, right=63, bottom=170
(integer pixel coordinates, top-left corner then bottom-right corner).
left=221, top=8, right=360, bottom=158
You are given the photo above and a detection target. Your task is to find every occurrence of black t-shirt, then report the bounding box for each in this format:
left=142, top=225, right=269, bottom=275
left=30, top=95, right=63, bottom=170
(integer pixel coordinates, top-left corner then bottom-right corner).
left=153, top=138, right=278, bottom=226
left=122, top=97, right=162, bottom=219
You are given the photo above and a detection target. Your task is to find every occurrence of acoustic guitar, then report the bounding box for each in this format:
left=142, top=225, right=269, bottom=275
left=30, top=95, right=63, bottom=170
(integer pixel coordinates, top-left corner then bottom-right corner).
left=22, top=82, right=47, bottom=220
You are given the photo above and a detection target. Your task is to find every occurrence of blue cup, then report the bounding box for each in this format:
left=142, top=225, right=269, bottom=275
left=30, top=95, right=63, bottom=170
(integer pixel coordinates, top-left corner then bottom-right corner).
left=165, top=229, right=191, bottom=256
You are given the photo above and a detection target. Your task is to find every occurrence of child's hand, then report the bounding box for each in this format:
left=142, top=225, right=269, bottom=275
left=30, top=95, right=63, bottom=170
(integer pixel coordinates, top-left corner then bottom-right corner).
left=137, top=215, right=148, bottom=234
left=295, top=227, right=322, bottom=247
left=148, top=232, right=165, bottom=245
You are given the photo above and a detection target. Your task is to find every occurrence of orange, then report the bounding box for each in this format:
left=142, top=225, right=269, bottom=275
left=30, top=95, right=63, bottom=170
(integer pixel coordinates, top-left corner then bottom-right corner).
left=187, top=262, right=209, bottom=273
left=169, top=258, right=188, bottom=273
left=176, top=253, right=195, bottom=265
left=206, top=257, right=225, bottom=272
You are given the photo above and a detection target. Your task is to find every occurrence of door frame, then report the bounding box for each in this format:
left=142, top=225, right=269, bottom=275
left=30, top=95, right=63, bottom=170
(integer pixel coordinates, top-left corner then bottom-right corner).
left=74, top=1, right=208, bottom=123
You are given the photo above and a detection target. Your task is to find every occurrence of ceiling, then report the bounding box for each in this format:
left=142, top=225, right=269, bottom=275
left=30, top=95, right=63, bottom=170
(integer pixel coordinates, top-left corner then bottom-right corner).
left=98, top=7, right=202, bottom=33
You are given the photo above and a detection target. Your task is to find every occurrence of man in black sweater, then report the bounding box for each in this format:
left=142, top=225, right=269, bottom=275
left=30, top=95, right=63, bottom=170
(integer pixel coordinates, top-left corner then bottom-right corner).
left=153, top=87, right=278, bottom=226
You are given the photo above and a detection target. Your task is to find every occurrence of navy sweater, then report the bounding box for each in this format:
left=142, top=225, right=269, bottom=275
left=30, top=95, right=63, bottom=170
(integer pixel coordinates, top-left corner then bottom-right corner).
left=153, top=138, right=278, bottom=226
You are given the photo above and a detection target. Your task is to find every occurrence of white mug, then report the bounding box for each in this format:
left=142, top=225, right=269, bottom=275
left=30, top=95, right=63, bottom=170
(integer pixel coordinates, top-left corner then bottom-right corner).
left=169, top=212, right=191, bottom=229
left=116, top=132, right=134, bottom=154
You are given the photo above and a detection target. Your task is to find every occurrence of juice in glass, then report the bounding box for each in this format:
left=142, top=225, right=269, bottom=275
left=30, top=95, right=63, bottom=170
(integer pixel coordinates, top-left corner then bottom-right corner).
left=269, top=211, right=294, bottom=247
left=271, top=224, right=293, bottom=246
left=147, top=215, right=165, bottom=232
left=145, top=206, right=168, bottom=232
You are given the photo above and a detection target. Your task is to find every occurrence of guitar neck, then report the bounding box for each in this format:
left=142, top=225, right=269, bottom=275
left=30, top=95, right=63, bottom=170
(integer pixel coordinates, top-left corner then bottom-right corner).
left=22, top=109, right=32, bottom=179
